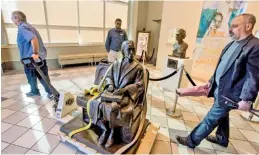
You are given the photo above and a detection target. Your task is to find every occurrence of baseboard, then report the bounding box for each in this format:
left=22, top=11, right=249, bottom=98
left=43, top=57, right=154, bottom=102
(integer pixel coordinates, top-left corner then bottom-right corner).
left=2, top=59, right=60, bottom=72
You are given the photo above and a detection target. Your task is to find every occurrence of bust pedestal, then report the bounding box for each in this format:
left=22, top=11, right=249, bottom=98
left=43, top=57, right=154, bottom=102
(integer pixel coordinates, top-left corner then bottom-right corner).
left=161, top=55, right=193, bottom=91
left=161, top=55, right=193, bottom=118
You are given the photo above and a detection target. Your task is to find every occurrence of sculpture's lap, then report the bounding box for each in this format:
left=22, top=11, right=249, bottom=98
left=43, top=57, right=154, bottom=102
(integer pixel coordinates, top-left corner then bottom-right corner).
left=76, top=95, right=91, bottom=108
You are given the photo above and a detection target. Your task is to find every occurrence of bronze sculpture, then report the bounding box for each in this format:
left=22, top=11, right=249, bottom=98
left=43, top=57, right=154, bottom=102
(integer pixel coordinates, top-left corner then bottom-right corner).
left=87, top=40, right=145, bottom=148
left=172, top=29, right=188, bottom=58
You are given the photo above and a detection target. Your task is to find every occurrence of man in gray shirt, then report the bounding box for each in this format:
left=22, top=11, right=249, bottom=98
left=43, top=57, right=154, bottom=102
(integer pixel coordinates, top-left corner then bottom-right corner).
left=176, top=13, right=259, bottom=149
left=213, top=41, right=240, bottom=97
left=105, top=18, right=128, bottom=62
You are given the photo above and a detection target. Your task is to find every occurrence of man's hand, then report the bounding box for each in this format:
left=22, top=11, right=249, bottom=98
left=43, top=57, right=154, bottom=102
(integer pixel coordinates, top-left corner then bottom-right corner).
left=113, top=88, right=126, bottom=95
left=238, top=100, right=251, bottom=111
left=176, top=82, right=211, bottom=97
left=107, top=85, right=114, bottom=92
left=31, top=54, right=39, bottom=60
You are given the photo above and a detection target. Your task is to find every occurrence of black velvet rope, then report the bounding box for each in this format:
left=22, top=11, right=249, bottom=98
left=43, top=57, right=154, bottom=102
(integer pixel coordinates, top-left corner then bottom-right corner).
left=149, top=69, right=179, bottom=81
left=148, top=66, right=197, bottom=87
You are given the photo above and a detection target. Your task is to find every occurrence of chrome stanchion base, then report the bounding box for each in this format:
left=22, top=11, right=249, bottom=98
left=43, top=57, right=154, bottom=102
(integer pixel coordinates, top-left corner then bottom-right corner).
left=166, top=108, right=182, bottom=118
left=241, top=112, right=259, bottom=123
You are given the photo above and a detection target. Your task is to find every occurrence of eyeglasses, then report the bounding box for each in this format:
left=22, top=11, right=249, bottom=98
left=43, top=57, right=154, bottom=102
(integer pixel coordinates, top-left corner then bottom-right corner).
left=229, top=24, right=239, bottom=29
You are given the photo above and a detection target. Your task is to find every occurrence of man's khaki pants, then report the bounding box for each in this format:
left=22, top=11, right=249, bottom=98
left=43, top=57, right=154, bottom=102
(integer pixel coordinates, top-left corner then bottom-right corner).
left=108, top=50, right=122, bottom=62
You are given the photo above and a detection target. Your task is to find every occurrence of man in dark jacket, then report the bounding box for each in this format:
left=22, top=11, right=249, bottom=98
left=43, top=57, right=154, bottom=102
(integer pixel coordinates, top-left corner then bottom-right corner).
left=176, top=13, right=259, bottom=148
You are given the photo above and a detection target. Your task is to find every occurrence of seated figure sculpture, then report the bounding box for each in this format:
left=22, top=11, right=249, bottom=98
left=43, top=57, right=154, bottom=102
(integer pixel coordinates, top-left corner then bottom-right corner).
left=172, top=29, right=188, bottom=58
left=88, top=40, right=145, bottom=148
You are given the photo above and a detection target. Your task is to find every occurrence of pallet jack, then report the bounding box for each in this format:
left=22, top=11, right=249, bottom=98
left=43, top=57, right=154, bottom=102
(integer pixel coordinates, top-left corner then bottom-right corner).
left=21, top=57, right=77, bottom=120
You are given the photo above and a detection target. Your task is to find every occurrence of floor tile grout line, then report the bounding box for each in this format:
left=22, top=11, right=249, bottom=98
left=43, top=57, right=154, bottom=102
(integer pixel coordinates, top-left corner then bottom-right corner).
left=4, top=116, right=59, bottom=154
left=2, top=66, right=258, bottom=154
left=2, top=104, right=45, bottom=129
left=1, top=143, right=34, bottom=153
left=29, top=132, right=61, bottom=155
left=2, top=98, right=66, bottom=154
left=235, top=128, right=259, bottom=152
left=1, top=103, right=56, bottom=146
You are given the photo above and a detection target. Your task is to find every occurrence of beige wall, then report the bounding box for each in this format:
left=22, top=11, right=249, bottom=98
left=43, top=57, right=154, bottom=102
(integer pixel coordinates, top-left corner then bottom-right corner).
left=247, top=2, right=259, bottom=33
left=156, top=1, right=203, bottom=70
left=1, top=45, right=106, bottom=62
left=137, top=1, right=148, bottom=32
left=145, top=1, right=163, bottom=56
left=127, top=1, right=138, bottom=42
left=1, top=45, right=106, bottom=70
left=1, top=1, right=135, bottom=70
left=156, top=1, right=259, bottom=82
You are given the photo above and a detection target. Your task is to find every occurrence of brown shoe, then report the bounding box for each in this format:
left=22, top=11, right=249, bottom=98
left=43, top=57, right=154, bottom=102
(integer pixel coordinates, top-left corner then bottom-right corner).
left=176, top=135, right=195, bottom=148
left=98, top=131, right=107, bottom=145
left=206, top=136, right=228, bottom=147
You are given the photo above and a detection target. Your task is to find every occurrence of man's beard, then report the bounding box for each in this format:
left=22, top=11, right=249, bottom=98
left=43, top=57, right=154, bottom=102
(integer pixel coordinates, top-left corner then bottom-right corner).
left=229, top=31, right=236, bottom=40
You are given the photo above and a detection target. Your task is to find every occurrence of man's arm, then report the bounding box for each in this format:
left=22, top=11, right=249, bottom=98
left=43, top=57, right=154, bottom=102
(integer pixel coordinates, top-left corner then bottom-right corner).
left=240, top=46, right=259, bottom=102
left=105, top=31, right=111, bottom=52
left=20, top=26, right=39, bottom=59
left=31, top=37, right=39, bottom=54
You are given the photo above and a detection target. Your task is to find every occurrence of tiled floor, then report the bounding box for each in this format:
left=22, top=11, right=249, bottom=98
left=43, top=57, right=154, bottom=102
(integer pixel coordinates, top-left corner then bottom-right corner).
left=1, top=64, right=259, bottom=154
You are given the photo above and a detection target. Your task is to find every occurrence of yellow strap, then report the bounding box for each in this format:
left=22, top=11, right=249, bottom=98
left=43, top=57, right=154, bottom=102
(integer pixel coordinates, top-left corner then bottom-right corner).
left=68, top=87, right=99, bottom=138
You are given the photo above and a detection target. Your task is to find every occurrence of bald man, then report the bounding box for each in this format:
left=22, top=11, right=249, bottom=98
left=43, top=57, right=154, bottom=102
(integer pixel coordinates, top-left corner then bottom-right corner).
left=176, top=13, right=259, bottom=148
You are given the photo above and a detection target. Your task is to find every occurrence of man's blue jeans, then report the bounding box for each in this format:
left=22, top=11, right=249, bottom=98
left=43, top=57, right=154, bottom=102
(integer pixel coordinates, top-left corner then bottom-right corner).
left=24, top=60, right=51, bottom=94
left=186, top=92, right=231, bottom=148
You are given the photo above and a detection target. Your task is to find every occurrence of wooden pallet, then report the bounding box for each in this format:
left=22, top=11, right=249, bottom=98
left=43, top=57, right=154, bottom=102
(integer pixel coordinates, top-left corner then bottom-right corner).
left=57, top=123, right=159, bottom=154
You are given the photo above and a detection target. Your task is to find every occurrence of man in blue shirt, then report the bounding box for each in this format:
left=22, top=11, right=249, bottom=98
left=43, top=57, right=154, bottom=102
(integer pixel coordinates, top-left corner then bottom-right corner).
left=105, top=18, right=128, bottom=62
left=11, top=11, right=53, bottom=98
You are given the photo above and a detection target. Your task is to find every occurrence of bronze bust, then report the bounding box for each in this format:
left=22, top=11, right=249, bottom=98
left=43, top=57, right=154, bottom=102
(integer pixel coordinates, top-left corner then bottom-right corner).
left=86, top=40, right=145, bottom=148
left=172, top=29, right=188, bottom=58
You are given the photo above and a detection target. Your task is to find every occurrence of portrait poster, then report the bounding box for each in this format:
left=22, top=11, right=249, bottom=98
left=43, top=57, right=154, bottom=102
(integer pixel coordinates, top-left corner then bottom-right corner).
left=196, top=1, right=247, bottom=43
left=192, top=1, right=247, bottom=82
left=136, top=32, right=150, bottom=57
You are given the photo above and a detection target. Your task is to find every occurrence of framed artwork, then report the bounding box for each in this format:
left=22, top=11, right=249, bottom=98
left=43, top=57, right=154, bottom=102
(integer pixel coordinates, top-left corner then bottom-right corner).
left=196, top=1, right=247, bottom=43
left=136, top=31, right=151, bottom=57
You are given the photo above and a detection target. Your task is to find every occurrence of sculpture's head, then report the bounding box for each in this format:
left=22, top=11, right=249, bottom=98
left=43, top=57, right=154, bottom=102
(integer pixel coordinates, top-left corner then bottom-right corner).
left=175, top=29, right=186, bottom=42
left=121, top=40, right=136, bottom=61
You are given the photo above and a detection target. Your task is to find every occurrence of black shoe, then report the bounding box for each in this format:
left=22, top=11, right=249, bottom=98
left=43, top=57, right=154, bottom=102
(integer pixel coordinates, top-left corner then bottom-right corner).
left=206, top=135, right=228, bottom=147
left=98, top=131, right=107, bottom=145
left=176, top=135, right=195, bottom=148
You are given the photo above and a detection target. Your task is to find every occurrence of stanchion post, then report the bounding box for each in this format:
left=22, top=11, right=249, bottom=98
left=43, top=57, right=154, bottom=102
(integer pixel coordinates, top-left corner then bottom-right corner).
left=166, top=64, right=184, bottom=118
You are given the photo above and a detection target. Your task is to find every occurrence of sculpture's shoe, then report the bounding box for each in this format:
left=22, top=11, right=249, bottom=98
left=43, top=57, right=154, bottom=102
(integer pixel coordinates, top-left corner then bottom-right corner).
left=105, top=135, right=114, bottom=148
left=98, top=131, right=107, bottom=145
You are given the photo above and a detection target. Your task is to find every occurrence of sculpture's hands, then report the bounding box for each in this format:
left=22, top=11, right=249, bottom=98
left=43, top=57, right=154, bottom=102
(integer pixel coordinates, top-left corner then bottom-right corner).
left=107, top=85, right=114, bottom=92
left=113, top=88, right=126, bottom=95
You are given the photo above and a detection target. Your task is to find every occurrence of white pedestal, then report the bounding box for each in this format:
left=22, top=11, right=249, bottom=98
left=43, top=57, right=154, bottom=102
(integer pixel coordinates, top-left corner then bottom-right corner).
left=161, top=56, right=193, bottom=92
